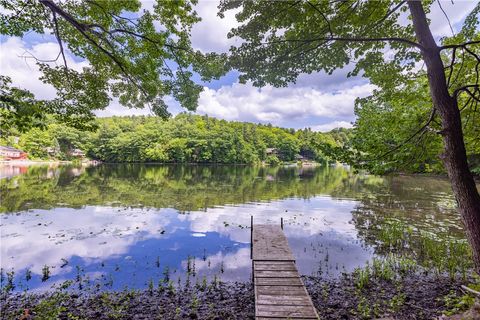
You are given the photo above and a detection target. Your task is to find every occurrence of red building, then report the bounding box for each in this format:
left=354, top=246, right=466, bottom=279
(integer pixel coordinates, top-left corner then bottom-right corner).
left=0, top=146, right=28, bottom=160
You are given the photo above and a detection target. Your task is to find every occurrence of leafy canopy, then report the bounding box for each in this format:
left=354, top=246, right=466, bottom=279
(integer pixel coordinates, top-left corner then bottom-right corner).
left=219, top=0, right=421, bottom=88
left=0, top=0, right=225, bottom=130
left=218, top=0, right=480, bottom=173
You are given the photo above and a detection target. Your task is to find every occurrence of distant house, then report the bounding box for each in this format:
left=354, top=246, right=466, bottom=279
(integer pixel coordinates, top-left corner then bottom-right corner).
left=265, top=148, right=278, bottom=156
left=295, top=154, right=304, bottom=161
left=69, top=148, right=85, bottom=158
left=0, top=146, right=28, bottom=160
left=45, top=146, right=59, bottom=156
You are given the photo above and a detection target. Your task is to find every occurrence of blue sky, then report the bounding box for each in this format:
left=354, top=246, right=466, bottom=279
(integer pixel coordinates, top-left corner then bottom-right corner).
left=0, top=0, right=477, bottom=131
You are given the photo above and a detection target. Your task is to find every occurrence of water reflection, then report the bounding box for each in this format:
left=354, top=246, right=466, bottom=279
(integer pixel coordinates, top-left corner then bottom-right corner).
left=0, top=164, right=472, bottom=291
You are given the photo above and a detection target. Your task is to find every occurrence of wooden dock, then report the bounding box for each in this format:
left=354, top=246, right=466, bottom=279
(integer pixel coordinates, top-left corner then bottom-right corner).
left=252, top=223, right=319, bottom=319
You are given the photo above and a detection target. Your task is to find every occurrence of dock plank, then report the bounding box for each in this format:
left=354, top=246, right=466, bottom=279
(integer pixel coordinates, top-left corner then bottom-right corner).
left=255, top=270, right=300, bottom=278
left=252, top=225, right=295, bottom=261
left=256, top=285, right=308, bottom=296
left=255, top=277, right=304, bottom=286
left=254, top=262, right=297, bottom=271
left=252, top=224, right=319, bottom=319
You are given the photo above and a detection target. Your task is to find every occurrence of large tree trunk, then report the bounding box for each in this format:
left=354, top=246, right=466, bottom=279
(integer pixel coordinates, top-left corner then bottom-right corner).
left=408, top=1, right=480, bottom=274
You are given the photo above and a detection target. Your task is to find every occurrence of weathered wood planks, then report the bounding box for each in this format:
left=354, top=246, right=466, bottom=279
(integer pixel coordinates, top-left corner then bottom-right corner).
left=252, top=225, right=295, bottom=261
left=252, top=224, right=319, bottom=319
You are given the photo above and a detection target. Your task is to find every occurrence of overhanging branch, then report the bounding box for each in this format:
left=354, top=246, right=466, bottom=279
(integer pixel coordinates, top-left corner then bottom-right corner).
left=440, top=40, right=480, bottom=50
left=39, top=0, right=148, bottom=98
left=453, top=85, right=480, bottom=101
left=51, top=10, right=68, bottom=68
left=266, top=36, right=424, bottom=50
left=377, top=107, right=437, bottom=159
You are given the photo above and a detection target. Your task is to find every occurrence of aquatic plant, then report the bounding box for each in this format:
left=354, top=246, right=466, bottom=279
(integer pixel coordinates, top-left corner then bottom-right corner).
left=162, top=266, right=170, bottom=284
left=353, top=264, right=371, bottom=289
left=148, top=279, right=154, bottom=296
left=3, top=270, right=15, bottom=292
left=442, top=290, right=476, bottom=316
left=41, top=265, right=50, bottom=282
left=373, top=218, right=473, bottom=278
left=371, top=257, right=395, bottom=281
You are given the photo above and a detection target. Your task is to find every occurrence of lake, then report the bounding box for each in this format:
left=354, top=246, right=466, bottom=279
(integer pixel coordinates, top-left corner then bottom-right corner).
left=0, top=163, right=471, bottom=291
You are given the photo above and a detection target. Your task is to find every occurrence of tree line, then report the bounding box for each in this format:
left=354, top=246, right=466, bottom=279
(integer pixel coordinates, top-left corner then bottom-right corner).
left=1, top=114, right=351, bottom=164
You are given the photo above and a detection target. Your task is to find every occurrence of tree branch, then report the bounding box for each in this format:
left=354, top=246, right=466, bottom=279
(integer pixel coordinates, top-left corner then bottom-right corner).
left=440, top=40, right=480, bottom=50
left=449, top=47, right=466, bottom=89
left=85, top=0, right=139, bottom=27
left=453, top=85, right=480, bottom=100
left=377, top=107, right=436, bottom=159
left=266, top=36, right=424, bottom=50
left=51, top=10, right=68, bottom=68
left=374, top=0, right=407, bottom=28
left=306, top=1, right=333, bottom=37
left=446, top=46, right=456, bottom=88
left=437, top=0, right=455, bottom=37
left=39, top=0, right=147, bottom=97
left=19, top=50, right=61, bottom=64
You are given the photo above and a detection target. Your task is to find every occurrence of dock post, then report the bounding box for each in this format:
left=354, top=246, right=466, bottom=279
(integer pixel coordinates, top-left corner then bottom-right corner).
left=281, top=217, right=284, bottom=230
left=250, top=216, right=253, bottom=259
left=250, top=215, right=254, bottom=283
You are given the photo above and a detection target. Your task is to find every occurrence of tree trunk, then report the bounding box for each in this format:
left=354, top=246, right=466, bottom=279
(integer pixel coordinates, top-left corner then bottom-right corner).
left=408, top=1, right=480, bottom=274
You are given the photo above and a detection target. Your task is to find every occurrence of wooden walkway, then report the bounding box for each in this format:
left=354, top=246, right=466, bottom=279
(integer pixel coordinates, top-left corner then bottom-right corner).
left=252, top=224, right=319, bottom=319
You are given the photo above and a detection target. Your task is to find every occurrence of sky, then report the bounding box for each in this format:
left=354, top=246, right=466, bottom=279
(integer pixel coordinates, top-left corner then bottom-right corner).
left=0, top=1, right=477, bottom=132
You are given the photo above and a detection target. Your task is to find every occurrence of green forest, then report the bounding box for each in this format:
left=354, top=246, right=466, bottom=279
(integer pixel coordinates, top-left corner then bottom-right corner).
left=0, top=114, right=351, bottom=164
left=3, top=110, right=479, bottom=175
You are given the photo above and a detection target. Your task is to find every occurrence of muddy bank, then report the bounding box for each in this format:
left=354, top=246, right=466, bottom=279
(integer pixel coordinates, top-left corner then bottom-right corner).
left=0, top=274, right=475, bottom=319
left=1, top=281, right=255, bottom=320
left=304, top=274, right=471, bottom=319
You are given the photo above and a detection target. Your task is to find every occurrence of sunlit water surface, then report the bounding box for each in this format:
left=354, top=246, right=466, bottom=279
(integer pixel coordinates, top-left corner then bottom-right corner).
left=0, top=163, right=470, bottom=291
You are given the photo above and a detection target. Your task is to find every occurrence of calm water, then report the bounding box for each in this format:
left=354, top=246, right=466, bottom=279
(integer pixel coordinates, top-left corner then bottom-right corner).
left=0, top=163, right=470, bottom=291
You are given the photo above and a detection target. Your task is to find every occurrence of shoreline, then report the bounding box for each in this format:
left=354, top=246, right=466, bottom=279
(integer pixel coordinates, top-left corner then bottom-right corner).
left=0, top=159, right=98, bottom=165
left=1, top=273, right=477, bottom=319
left=2, top=160, right=478, bottom=184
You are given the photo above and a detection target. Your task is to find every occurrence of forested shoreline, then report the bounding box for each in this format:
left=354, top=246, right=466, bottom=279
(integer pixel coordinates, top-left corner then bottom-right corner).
left=1, top=114, right=351, bottom=165
left=3, top=112, right=479, bottom=176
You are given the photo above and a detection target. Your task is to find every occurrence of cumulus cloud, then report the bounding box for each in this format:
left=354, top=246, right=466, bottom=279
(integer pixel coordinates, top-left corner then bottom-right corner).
left=190, top=0, right=240, bottom=53
left=0, top=37, right=87, bottom=100
left=428, top=1, right=478, bottom=38
left=94, top=98, right=152, bottom=117
left=311, top=121, right=353, bottom=132
left=0, top=37, right=150, bottom=117
left=197, top=82, right=374, bottom=128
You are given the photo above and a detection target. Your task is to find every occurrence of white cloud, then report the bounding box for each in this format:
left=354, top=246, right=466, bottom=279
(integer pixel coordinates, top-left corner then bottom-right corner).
left=0, top=37, right=88, bottom=100
left=197, top=82, right=374, bottom=126
left=0, top=37, right=152, bottom=117
left=312, top=121, right=353, bottom=132
left=190, top=0, right=240, bottom=53
left=94, top=98, right=151, bottom=117
left=428, top=1, right=478, bottom=38
left=140, top=0, right=239, bottom=53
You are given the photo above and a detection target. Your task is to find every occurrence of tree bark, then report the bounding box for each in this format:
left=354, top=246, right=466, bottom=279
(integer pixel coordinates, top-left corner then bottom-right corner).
left=408, top=1, right=480, bottom=274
